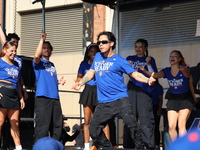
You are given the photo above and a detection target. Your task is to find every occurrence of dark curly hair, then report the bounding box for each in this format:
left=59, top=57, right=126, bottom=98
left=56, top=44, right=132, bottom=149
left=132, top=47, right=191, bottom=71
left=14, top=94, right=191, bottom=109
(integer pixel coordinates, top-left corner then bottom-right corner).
left=97, top=31, right=116, bottom=50
left=6, top=33, right=20, bottom=41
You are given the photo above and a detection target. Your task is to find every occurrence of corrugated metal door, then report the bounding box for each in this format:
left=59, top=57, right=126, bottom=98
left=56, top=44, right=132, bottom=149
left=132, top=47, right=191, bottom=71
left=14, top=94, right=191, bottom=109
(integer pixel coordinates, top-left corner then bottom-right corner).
left=119, top=1, right=200, bottom=56
left=20, top=5, right=83, bottom=57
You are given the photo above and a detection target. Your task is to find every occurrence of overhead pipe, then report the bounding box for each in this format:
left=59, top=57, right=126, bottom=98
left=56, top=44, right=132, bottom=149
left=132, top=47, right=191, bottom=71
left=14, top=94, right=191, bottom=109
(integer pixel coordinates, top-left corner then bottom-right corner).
left=32, top=0, right=46, bottom=33
left=1, top=0, right=5, bottom=30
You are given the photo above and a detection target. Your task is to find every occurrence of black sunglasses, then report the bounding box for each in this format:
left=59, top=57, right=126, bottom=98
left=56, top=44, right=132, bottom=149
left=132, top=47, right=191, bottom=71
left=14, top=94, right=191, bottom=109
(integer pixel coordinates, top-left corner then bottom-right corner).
left=97, top=40, right=111, bottom=45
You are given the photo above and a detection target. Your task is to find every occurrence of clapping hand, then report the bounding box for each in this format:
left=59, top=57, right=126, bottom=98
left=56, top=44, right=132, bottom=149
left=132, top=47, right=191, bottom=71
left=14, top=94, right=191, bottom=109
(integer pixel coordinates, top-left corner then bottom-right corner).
left=58, top=76, right=66, bottom=85
left=148, top=73, right=156, bottom=86
left=72, top=79, right=82, bottom=90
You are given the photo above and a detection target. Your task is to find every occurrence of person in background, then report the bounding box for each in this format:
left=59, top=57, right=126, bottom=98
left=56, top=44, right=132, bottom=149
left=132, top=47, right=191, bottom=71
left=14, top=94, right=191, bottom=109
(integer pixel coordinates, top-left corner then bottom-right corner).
left=190, top=62, right=200, bottom=95
left=33, top=33, right=66, bottom=142
left=61, top=120, right=81, bottom=146
left=151, top=79, right=163, bottom=150
left=0, top=41, right=25, bottom=150
left=167, top=129, right=200, bottom=150
left=72, top=31, right=156, bottom=150
left=141, top=50, right=196, bottom=141
left=190, top=62, right=200, bottom=109
left=123, top=39, right=157, bottom=149
left=33, top=137, right=64, bottom=150
left=72, top=120, right=84, bottom=147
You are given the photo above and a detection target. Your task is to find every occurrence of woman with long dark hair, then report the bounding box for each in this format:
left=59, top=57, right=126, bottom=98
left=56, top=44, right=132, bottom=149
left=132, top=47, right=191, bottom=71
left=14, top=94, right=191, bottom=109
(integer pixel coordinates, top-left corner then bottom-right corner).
left=123, top=39, right=157, bottom=149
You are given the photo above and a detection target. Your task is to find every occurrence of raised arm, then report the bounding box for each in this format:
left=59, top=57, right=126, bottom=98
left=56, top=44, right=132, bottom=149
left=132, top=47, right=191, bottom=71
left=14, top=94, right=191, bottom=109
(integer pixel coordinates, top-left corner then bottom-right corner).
left=129, top=71, right=155, bottom=86
left=0, top=24, right=6, bottom=46
left=72, top=69, right=95, bottom=90
left=34, top=33, right=46, bottom=64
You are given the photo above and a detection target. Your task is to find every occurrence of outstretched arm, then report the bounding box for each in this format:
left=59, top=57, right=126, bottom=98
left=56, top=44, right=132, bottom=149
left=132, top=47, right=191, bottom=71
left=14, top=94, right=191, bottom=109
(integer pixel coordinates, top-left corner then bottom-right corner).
left=72, top=69, right=95, bottom=90
left=138, top=66, right=165, bottom=79
left=129, top=71, right=156, bottom=86
left=34, top=33, right=46, bottom=64
left=75, top=73, right=84, bottom=82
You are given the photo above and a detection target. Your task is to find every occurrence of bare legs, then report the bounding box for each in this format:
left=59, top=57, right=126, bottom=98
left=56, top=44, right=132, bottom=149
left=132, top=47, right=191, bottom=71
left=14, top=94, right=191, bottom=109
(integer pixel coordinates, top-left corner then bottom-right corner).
left=0, top=108, right=21, bottom=146
left=168, top=109, right=191, bottom=141
left=83, top=105, right=94, bottom=144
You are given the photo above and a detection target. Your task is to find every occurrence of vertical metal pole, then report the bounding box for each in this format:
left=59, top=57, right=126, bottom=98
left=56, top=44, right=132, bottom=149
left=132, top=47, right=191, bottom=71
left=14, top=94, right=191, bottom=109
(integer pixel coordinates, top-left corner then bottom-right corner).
left=32, top=0, right=46, bottom=32
left=115, top=0, right=119, bottom=55
left=115, top=1, right=120, bottom=145
left=80, top=93, right=82, bottom=124
left=41, top=0, right=46, bottom=33
left=1, top=0, right=5, bottom=30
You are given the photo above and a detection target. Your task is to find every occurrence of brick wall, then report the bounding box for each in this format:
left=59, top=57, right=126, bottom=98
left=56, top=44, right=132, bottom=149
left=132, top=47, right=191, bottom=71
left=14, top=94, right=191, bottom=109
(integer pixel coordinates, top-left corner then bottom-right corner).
left=0, top=0, right=2, bottom=24
left=93, top=4, right=106, bottom=42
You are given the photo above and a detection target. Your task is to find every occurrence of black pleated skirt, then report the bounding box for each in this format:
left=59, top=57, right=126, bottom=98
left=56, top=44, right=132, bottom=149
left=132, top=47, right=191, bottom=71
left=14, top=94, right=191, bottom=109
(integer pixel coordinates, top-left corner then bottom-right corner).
left=0, top=85, right=19, bottom=110
left=166, top=91, right=196, bottom=111
left=79, top=84, right=98, bottom=106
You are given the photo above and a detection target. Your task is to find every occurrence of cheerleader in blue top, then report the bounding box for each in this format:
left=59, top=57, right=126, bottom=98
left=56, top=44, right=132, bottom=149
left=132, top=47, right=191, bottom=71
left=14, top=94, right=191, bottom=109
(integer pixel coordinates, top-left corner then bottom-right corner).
left=142, top=50, right=195, bottom=141
left=0, top=41, right=25, bottom=150
left=124, top=39, right=157, bottom=149
left=76, top=43, right=100, bottom=150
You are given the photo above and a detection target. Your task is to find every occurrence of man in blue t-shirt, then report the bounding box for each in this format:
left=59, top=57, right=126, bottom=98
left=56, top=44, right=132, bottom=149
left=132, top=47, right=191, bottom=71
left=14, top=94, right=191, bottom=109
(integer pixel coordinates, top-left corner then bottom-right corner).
left=72, top=31, right=155, bottom=149
left=33, top=33, right=66, bottom=143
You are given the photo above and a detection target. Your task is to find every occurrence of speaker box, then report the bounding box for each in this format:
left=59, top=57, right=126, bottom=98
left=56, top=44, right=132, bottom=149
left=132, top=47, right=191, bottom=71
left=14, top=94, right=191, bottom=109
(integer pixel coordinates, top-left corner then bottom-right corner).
left=186, top=110, right=200, bottom=130
left=20, top=56, right=36, bottom=89
left=20, top=92, right=35, bottom=118
left=20, top=122, right=34, bottom=149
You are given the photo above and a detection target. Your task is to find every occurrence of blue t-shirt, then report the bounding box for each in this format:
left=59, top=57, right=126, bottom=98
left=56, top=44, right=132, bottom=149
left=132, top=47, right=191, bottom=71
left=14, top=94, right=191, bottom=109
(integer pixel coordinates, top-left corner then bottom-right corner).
left=161, top=67, right=190, bottom=94
left=91, top=52, right=136, bottom=103
left=33, top=58, right=59, bottom=99
left=126, top=55, right=158, bottom=93
left=14, top=55, right=22, bottom=69
left=0, top=58, right=21, bottom=89
left=151, top=84, right=163, bottom=105
left=78, top=61, right=96, bottom=86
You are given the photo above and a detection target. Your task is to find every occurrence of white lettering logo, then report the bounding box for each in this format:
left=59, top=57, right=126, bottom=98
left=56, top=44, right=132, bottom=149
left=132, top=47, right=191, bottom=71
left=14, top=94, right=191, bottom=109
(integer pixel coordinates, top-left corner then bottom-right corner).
left=168, top=78, right=184, bottom=89
left=43, top=63, right=56, bottom=76
left=132, top=61, right=146, bottom=69
left=5, top=68, right=19, bottom=79
left=94, top=61, right=113, bottom=72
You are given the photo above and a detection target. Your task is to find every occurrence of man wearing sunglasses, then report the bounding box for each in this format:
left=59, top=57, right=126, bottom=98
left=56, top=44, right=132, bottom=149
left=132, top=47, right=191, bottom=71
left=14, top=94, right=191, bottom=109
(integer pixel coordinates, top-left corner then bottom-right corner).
left=72, top=31, right=155, bottom=150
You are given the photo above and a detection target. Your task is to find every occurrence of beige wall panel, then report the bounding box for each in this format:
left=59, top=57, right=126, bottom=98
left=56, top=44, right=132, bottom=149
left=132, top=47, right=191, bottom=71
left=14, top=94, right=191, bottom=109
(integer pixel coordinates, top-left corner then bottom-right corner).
left=60, top=92, right=81, bottom=117
left=50, top=53, right=82, bottom=74
left=57, top=74, right=84, bottom=92
left=17, top=0, right=82, bottom=12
